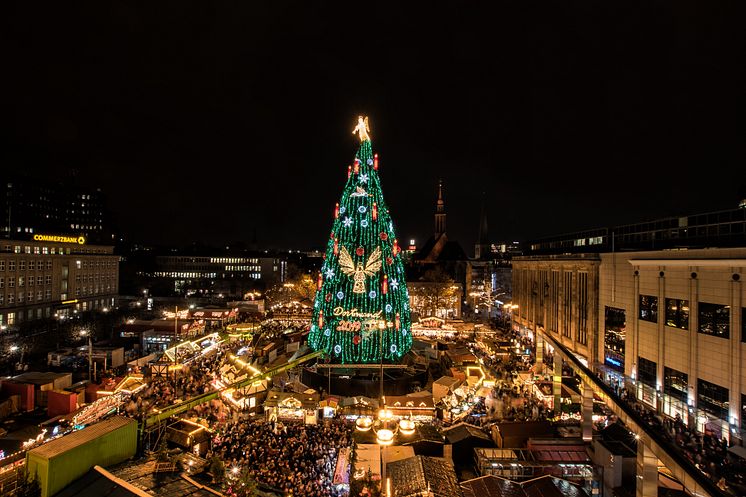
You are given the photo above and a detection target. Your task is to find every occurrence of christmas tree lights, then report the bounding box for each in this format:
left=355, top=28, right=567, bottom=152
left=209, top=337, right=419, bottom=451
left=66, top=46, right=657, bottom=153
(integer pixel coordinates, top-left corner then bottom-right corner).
left=308, top=117, right=412, bottom=363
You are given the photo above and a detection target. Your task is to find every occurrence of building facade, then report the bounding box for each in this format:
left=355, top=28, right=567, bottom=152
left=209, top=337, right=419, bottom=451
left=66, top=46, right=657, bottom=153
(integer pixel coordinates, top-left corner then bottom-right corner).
left=513, top=208, right=746, bottom=442
left=2, top=176, right=115, bottom=244
left=137, top=254, right=286, bottom=298
left=0, top=237, right=119, bottom=327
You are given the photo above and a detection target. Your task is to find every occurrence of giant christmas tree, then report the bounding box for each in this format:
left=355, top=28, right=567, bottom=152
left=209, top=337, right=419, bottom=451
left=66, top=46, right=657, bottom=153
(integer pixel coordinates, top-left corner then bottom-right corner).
left=308, top=116, right=412, bottom=364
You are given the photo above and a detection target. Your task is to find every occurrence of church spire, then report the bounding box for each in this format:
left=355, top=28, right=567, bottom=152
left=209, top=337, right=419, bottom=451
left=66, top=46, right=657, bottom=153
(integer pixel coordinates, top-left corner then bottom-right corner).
left=475, top=194, right=490, bottom=259
left=435, top=179, right=446, bottom=236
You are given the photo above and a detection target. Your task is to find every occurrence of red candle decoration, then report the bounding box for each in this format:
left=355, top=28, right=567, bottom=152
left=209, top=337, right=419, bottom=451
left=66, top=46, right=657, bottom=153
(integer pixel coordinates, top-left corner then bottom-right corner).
left=353, top=334, right=361, bottom=345
left=393, top=239, right=400, bottom=256
left=318, top=313, right=324, bottom=328
left=373, top=153, right=379, bottom=170
left=382, top=274, right=388, bottom=295
left=317, top=272, right=323, bottom=290
left=333, top=238, right=339, bottom=256
left=372, top=202, right=378, bottom=221
left=354, top=158, right=360, bottom=174
left=334, top=203, right=340, bottom=219
left=395, top=312, right=401, bottom=331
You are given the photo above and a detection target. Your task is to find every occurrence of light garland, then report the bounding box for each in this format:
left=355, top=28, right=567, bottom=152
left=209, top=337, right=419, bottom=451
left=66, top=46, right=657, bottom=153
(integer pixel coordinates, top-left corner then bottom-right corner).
left=308, top=121, right=412, bottom=363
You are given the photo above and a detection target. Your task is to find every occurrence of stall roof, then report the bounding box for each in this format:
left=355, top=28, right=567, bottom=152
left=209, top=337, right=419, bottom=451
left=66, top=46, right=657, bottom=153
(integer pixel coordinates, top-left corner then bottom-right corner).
left=443, top=423, right=492, bottom=444
left=387, top=455, right=463, bottom=497
left=434, top=376, right=462, bottom=389
left=461, top=475, right=589, bottom=497
left=264, top=390, right=319, bottom=409
left=386, top=395, right=435, bottom=409
left=29, top=416, right=135, bottom=459
left=12, top=371, right=71, bottom=386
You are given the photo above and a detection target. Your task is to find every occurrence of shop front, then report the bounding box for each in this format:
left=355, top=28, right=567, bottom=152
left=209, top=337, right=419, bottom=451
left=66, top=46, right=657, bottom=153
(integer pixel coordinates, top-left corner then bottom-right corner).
left=264, top=391, right=319, bottom=424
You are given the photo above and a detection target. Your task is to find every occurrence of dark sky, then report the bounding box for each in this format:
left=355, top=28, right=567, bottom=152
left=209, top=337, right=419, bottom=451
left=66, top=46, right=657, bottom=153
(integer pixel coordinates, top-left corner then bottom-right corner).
left=2, top=1, right=744, bottom=252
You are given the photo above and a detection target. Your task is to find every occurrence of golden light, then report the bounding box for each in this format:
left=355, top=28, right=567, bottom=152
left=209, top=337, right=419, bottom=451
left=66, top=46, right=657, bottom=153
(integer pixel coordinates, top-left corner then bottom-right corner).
left=378, top=409, right=393, bottom=421
left=376, top=428, right=394, bottom=446
left=398, top=418, right=415, bottom=436
left=355, top=417, right=373, bottom=432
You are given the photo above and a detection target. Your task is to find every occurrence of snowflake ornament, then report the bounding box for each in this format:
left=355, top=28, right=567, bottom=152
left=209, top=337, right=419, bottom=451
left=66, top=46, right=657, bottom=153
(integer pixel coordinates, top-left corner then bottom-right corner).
left=369, top=290, right=377, bottom=299
left=324, top=268, right=335, bottom=279
left=336, top=291, right=345, bottom=300
left=359, top=173, right=369, bottom=184
left=385, top=304, right=393, bottom=313
left=390, top=278, right=398, bottom=289
left=342, top=217, right=353, bottom=228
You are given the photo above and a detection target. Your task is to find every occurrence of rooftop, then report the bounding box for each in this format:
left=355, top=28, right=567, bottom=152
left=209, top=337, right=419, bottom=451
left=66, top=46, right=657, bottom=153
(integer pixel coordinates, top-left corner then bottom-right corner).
left=387, top=455, right=463, bottom=497
left=29, top=416, right=135, bottom=459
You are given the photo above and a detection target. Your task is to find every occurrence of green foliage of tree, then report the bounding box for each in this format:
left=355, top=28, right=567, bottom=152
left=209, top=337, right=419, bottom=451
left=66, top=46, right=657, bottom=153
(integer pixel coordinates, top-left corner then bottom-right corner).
left=208, top=455, right=226, bottom=484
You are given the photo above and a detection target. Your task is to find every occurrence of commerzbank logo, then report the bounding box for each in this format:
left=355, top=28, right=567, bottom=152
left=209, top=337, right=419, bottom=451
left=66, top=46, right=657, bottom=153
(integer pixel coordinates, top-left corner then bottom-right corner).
left=33, top=234, right=86, bottom=245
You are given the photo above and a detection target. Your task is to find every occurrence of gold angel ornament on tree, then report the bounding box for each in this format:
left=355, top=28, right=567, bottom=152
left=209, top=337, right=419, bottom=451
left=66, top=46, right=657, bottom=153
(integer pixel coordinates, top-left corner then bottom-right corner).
left=352, top=115, right=371, bottom=142
left=339, top=246, right=382, bottom=293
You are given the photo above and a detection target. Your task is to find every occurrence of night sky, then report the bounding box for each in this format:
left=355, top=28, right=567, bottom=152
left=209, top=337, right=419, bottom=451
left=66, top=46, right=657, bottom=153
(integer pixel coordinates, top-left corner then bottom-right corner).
left=2, top=2, right=744, bottom=252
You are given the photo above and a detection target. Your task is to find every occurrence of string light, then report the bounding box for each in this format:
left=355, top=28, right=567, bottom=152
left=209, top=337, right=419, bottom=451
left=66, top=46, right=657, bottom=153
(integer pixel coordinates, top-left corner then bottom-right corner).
left=308, top=123, right=412, bottom=363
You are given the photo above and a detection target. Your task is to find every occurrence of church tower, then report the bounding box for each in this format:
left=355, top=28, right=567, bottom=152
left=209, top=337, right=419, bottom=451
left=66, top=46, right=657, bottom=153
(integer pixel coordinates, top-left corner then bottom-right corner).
left=475, top=195, right=490, bottom=259
left=434, top=179, right=446, bottom=237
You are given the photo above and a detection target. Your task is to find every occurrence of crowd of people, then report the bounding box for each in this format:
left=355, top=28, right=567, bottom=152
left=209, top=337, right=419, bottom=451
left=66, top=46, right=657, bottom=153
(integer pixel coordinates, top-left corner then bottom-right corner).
left=618, top=388, right=746, bottom=494
left=208, top=413, right=352, bottom=497
left=123, top=339, right=246, bottom=418
left=108, top=312, right=746, bottom=497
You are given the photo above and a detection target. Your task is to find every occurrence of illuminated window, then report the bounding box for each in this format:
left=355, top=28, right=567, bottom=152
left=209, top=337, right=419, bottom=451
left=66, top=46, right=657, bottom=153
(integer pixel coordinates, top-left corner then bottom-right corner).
left=665, top=298, right=689, bottom=330
left=639, top=295, right=658, bottom=323
left=698, top=302, right=729, bottom=339
left=698, top=378, right=729, bottom=421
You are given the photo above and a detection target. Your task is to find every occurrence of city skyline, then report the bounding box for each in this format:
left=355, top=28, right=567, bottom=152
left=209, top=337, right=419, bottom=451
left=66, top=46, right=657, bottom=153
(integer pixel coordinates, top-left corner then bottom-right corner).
left=3, top=2, right=744, bottom=251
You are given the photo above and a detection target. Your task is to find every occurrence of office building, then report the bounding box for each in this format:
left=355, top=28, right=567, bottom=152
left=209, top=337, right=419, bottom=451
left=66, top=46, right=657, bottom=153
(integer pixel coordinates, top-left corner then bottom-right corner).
left=2, top=175, right=115, bottom=244
left=0, top=236, right=119, bottom=328
left=512, top=206, right=746, bottom=442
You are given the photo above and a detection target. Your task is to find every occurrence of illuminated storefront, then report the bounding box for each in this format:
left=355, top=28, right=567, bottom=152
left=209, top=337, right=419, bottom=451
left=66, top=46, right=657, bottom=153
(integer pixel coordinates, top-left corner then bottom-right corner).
left=264, top=391, right=319, bottom=424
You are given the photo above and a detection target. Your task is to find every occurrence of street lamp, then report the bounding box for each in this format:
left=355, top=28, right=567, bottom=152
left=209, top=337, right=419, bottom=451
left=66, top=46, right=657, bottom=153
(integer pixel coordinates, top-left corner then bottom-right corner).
left=378, top=320, right=386, bottom=407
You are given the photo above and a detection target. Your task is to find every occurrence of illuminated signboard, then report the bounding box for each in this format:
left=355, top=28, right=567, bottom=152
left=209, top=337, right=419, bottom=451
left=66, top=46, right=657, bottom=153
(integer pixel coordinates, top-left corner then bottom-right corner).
left=33, top=234, right=86, bottom=245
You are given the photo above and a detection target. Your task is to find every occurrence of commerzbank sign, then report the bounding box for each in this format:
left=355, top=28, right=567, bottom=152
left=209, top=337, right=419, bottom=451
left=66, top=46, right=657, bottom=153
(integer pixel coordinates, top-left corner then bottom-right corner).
left=33, top=234, right=86, bottom=245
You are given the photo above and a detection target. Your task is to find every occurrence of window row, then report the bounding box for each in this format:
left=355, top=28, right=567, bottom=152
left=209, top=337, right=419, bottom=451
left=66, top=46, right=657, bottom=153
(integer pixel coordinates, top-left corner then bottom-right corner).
left=0, top=260, right=54, bottom=271
left=639, top=295, right=735, bottom=339
left=0, top=276, right=53, bottom=288
left=0, top=290, right=52, bottom=306
left=637, top=356, right=731, bottom=421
